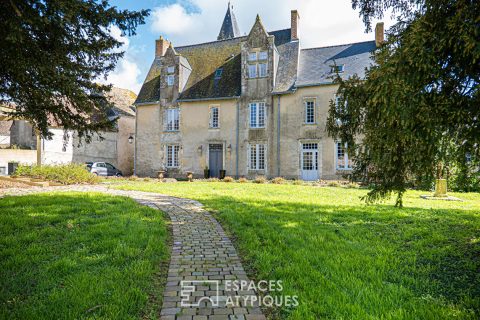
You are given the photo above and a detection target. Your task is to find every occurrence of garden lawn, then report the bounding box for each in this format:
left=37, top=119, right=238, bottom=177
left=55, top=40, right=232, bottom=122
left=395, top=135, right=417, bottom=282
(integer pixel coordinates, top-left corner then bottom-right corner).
left=0, top=192, right=169, bottom=320
left=114, top=181, right=480, bottom=320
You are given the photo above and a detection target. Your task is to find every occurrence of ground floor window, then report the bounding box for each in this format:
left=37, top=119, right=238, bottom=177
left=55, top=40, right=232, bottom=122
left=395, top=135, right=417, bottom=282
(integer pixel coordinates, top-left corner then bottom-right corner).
left=248, top=144, right=266, bottom=170
left=336, top=142, right=353, bottom=170
left=166, top=145, right=180, bottom=168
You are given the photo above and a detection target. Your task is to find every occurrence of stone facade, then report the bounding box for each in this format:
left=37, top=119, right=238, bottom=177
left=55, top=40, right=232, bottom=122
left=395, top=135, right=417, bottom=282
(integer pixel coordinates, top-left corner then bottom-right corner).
left=135, top=7, right=381, bottom=180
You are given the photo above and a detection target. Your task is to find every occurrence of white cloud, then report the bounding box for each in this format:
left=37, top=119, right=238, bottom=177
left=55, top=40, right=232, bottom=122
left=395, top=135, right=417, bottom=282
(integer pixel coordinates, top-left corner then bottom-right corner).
left=101, top=26, right=143, bottom=94
left=148, top=0, right=395, bottom=48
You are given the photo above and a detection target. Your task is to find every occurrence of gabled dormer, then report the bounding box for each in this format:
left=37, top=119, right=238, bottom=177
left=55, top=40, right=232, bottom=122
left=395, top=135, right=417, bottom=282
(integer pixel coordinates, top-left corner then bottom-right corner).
left=241, top=15, right=276, bottom=98
left=159, top=44, right=191, bottom=106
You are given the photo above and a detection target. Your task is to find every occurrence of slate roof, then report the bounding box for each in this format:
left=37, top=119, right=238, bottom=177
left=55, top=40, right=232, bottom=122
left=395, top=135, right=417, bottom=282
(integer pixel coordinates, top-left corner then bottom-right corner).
left=106, top=87, right=137, bottom=117
left=296, top=41, right=376, bottom=87
left=217, top=3, right=241, bottom=41
left=135, top=29, right=376, bottom=104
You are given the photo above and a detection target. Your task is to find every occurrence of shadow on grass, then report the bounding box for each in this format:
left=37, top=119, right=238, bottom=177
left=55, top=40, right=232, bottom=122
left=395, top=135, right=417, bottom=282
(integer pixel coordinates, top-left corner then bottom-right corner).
left=0, top=193, right=170, bottom=320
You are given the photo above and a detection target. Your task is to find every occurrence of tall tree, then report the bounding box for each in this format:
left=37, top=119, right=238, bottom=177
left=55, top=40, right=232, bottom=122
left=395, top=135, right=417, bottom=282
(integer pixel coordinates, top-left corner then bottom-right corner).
left=327, top=0, right=480, bottom=206
left=0, top=0, right=149, bottom=140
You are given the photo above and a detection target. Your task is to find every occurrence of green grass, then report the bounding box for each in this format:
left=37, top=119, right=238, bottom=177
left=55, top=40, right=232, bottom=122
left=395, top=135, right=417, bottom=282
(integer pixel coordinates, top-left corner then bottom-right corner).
left=113, top=181, right=480, bottom=319
left=0, top=193, right=169, bottom=320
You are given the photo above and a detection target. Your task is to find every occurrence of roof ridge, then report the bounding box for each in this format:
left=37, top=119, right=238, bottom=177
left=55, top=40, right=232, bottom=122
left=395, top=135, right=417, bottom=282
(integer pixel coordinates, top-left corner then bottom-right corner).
left=175, top=28, right=292, bottom=50
left=301, top=40, right=375, bottom=51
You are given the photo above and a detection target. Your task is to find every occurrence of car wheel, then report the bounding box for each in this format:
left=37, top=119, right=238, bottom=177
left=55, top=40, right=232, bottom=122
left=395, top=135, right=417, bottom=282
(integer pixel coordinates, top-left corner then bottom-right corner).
left=116, top=173, right=122, bottom=177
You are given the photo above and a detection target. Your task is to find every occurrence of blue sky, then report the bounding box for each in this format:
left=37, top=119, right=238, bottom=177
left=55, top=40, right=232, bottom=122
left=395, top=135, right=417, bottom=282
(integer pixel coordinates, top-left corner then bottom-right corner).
left=106, top=0, right=394, bottom=93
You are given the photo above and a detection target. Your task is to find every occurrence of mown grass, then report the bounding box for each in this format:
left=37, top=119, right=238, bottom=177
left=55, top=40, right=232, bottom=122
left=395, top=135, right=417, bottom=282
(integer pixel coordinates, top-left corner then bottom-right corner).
left=114, top=181, right=480, bottom=319
left=0, top=193, right=169, bottom=319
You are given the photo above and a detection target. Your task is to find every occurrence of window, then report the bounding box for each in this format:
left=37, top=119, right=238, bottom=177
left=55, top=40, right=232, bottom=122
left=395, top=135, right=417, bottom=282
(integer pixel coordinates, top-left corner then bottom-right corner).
left=336, top=142, right=353, bottom=170
left=305, top=100, right=315, bottom=124
left=258, top=63, right=268, bottom=77
left=209, top=106, right=219, bottom=128
left=166, top=108, right=179, bottom=131
left=248, top=64, right=257, bottom=78
left=249, top=144, right=266, bottom=170
left=249, top=102, right=266, bottom=128
left=214, top=68, right=223, bottom=79
left=248, top=52, right=257, bottom=61
left=258, top=51, right=268, bottom=60
left=331, top=64, right=345, bottom=73
left=167, top=66, right=175, bottom=74
left=166, top=145, right=180, bottom=168
left=106, top=163, right=115, bottom=170
left=166, top=75, right=174, bottom=86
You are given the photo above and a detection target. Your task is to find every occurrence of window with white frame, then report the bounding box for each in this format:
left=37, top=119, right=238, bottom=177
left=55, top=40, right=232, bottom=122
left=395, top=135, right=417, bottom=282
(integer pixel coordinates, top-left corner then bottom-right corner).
left=166, top=108, right=179, bottom=131
left=331, top=64, right=345, bottom=73
left=249, top=102, right=266, bottom=128
left=167, top=66, right=175, bottom=73
left=258, top=51, right=268, bottom=60
left=248, top=52, right=257, bottom=61
left=166, top=145, right=180, bottom=168
left=248, top=64, right=257, bottom=78
left=305, top=100, right=315, bottom=124
left=209, top=106, right=219, bottom=128
left=258, top=63, right=268, bottom=77
left=336, top=142, right=353, bottom=170
left=249, top=144, right=266, bottom=170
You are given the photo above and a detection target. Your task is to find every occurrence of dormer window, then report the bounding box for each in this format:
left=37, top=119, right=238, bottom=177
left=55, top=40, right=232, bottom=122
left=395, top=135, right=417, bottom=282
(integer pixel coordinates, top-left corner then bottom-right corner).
left=258, top=63, right=268, bottom=77
left=331, top=65, right=345, bottom=73
left=214, top=68, right=223, bottom=79
left=258, top=51, right=268, bottom=60
left=248, top=52, right=257, bottom=61
left=248, top=64, right=257, bottom=78
left=167, top=66, right=175, bottom=73
left=167, top=75, right=174, bottom=86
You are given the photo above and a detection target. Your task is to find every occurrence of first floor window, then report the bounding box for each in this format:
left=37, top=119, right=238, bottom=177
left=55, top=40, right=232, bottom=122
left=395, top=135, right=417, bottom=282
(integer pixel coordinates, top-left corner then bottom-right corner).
left=305, top=100, right=315, bottom=124
left=209, top=106, right=219, bottom=128
left=166, top=108, right=179, bottom=131
left=249, top=102, right=266, bottom=128
left=336, top=142, right=353, bottom=170
left=249, top=144, right=266, bottom=170
left=166, top=145, right=180, bottom=167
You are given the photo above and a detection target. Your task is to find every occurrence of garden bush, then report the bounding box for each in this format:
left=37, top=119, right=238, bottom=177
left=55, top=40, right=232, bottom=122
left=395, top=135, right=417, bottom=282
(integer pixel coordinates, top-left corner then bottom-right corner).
left=292, top=179, right=304, bottom=185
left=223, top=176, right=235, bottom=183
left=14, top=164, right=99, bottom=185
left=253, top=176, right=267, bottom=184
left=238, top=177, right=248, bottom=183
left=271, top=177, right=286, bottom=184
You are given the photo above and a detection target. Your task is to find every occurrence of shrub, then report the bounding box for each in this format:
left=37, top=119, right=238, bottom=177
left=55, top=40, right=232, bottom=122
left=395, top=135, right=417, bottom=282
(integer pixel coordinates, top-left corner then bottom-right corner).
left=327, top=180, right=340, bottom=187
left=292, top=179, right=304, bottom=185
left=207, top=178, right=220, bottom=182
left=271, top=177, right=286, bottom=184
left=253, top=176, right=267, bottom=184
left=15, top=163, right=99, bottom=185
left=128, top=175, right=139, bottom=181
left=345, top=182, right=360, bottom=188
left=223, top=176, right=235, bottom=183
left=238, top=177, right=248, bottom=183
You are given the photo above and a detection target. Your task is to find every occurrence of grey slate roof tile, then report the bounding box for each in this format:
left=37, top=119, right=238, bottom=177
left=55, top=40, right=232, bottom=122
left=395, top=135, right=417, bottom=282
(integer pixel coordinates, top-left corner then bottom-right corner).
left=296, top=41, right=376, bottom=87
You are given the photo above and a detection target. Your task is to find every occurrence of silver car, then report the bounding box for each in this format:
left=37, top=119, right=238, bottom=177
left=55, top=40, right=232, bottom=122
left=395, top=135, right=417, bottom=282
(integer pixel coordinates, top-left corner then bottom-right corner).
left=89, top=162, right=123, bottom=177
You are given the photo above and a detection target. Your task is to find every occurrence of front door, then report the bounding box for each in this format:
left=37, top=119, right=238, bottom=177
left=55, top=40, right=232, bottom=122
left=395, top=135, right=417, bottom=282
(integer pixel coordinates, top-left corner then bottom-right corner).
left=209, top=144, right=223, bottom=178
left=301, top=143, right=319, bottom=181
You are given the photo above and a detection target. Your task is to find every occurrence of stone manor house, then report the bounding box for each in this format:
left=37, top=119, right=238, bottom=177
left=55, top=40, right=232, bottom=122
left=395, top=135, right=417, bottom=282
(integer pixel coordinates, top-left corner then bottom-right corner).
left=134, top=4, right=384, bottom=180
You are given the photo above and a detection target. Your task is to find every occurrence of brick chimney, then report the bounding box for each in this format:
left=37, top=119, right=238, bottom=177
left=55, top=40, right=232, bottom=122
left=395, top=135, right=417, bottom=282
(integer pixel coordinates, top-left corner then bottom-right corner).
left=291, top=10, right=300, bottom=41
left=155, top=36, right=170, bottom=58
left=375, top=22, right=384, bottom=47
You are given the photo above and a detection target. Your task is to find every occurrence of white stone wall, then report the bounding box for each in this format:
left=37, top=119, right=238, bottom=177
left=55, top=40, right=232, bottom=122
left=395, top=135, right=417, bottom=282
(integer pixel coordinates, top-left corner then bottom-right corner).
left=0, top=149, right=37, bottom=175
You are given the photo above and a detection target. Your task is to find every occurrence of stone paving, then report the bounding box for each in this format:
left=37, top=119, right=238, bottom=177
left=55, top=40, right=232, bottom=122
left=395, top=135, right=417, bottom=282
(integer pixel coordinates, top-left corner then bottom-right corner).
left=0, top=185, right=266, bottom=320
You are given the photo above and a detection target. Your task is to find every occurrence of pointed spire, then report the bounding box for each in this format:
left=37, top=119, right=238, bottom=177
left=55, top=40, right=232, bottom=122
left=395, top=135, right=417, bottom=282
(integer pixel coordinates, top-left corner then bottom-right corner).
left=217, top=2, right=241, bottom=41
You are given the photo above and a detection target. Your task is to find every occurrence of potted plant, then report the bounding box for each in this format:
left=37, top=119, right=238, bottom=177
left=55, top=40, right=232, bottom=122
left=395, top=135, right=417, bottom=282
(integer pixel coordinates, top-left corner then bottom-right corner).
left=203, top=166, right=210, bottom=179
left=219, top=169, right=226, bottom=179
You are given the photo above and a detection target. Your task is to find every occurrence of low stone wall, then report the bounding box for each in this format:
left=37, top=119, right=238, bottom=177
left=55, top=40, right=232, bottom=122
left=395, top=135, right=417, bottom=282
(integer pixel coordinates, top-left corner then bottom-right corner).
left=0, top=149, right=36, bottom=175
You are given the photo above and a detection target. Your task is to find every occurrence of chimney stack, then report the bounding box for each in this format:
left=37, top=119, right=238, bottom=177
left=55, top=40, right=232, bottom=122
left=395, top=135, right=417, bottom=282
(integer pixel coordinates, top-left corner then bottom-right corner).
left=291, top=10, right=300, bottom=41
left=375, top=22, right=384, bottom=47
left=155, top=36, right=170, bottom=58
